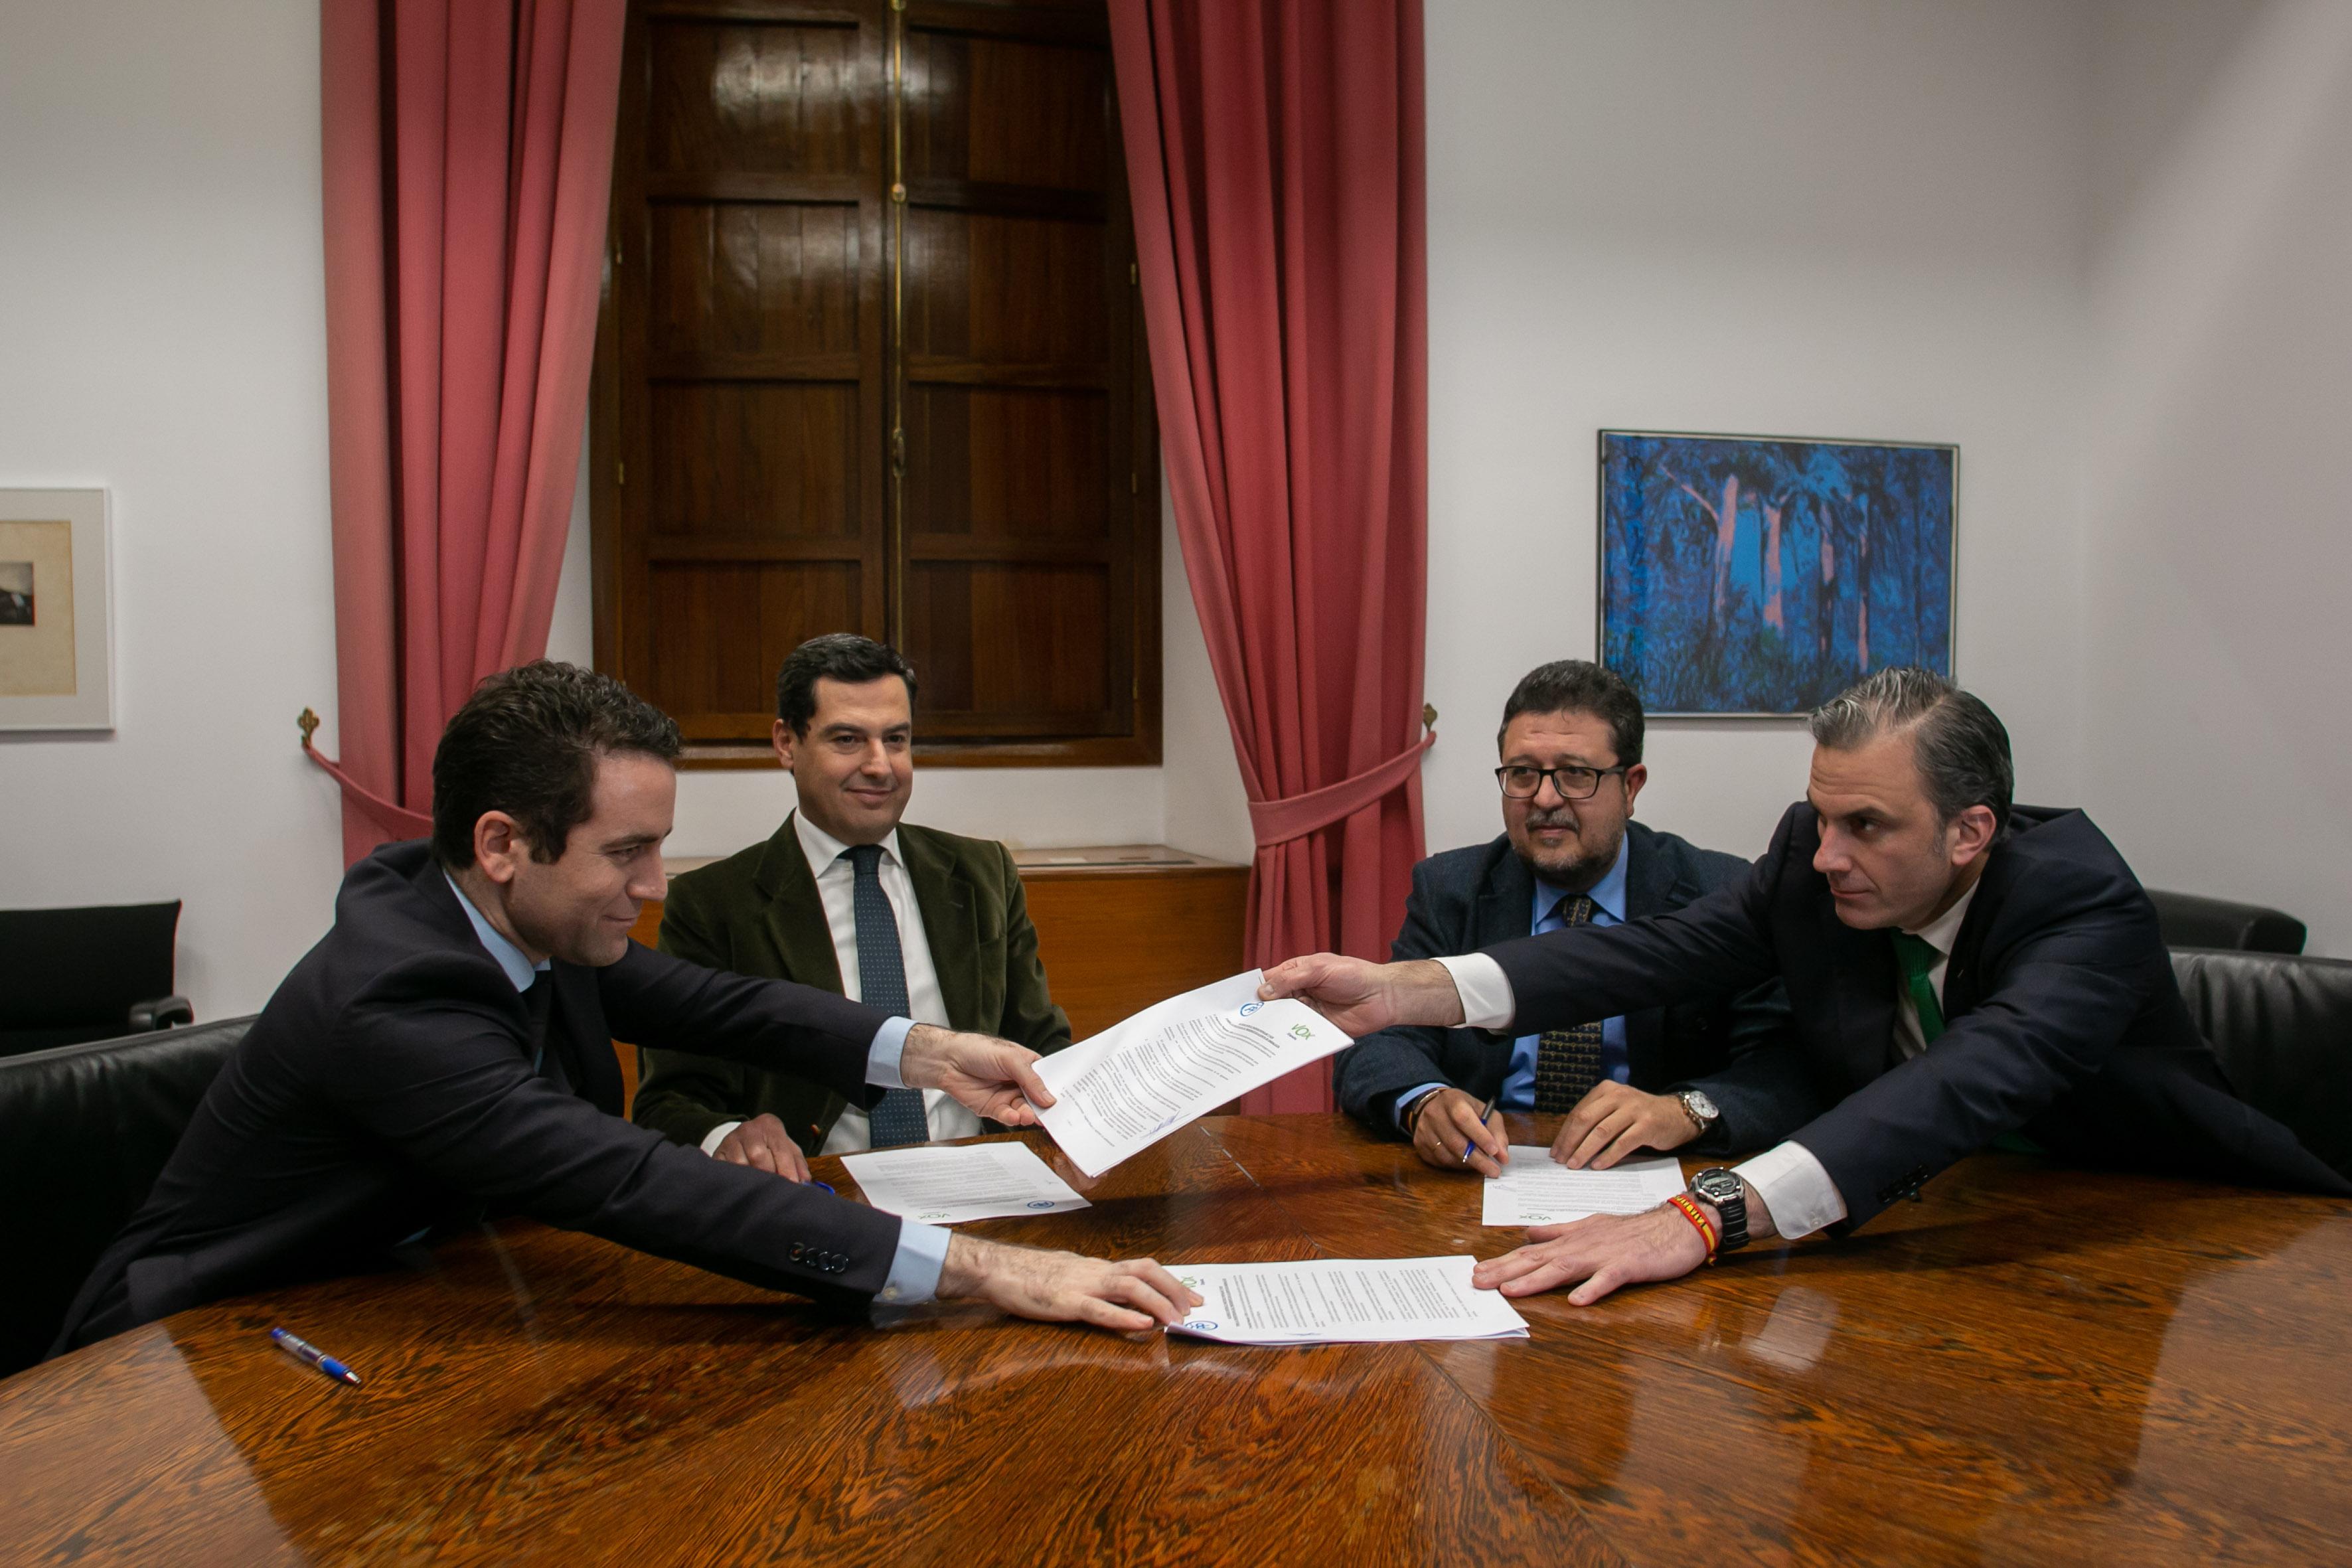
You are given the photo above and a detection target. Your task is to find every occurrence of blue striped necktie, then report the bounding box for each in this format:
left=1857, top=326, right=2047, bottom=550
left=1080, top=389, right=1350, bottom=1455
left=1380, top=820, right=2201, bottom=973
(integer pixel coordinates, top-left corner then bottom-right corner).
left=846, top=843, right=929, bottom=1148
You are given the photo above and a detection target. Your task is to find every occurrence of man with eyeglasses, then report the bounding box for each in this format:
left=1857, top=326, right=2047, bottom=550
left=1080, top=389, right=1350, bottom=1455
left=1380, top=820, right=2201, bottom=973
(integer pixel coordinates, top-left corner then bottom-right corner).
left=1332, top=660, right=1792, bottom=1176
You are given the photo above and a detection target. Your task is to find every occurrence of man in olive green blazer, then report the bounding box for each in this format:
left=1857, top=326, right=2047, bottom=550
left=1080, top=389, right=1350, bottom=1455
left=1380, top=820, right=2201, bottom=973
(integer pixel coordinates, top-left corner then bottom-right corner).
left=633, top=636, right=1071, bottom=1176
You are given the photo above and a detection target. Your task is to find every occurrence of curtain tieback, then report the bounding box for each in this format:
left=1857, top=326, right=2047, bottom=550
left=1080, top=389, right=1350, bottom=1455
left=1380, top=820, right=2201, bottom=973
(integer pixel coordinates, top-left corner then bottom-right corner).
left=299, top=708, right=433, bottom=838
left=1247, top=723, right=1436, bottom=850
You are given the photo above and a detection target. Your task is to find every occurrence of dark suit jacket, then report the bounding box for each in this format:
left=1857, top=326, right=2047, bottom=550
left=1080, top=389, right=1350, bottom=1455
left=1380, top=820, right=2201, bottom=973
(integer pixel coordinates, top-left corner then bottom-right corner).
left=633, top=816, right=1071, bottom=1156
left=55, top=840, right=912, bottom=1354
left=1332, top=821, right=1793, bottom=1132
left=1484, top=803, right=2352, bottom=1230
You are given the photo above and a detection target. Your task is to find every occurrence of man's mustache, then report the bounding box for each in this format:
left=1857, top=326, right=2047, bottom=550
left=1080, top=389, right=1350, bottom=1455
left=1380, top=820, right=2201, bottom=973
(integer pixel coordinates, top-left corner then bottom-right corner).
left=1525, top=810, right=1580, bottom=831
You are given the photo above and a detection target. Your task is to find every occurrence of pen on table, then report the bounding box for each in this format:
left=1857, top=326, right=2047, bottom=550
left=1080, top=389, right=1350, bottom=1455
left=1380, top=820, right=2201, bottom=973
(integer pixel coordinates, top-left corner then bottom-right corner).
left=1460, top=1095, right=1500, bottom=1164
left=270, top=1326, right=361, bottom=1387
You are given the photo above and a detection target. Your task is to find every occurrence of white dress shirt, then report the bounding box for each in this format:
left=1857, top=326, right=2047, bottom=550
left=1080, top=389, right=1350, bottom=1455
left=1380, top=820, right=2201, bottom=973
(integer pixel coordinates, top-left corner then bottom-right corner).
left=698, top=812, right=980, bottom=1157
left=1437, top=875, right=1984, bottom=1242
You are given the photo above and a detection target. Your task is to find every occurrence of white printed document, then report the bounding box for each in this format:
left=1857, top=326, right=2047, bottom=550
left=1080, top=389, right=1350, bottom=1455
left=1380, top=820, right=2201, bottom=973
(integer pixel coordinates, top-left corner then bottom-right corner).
left=1480, top=1150, right=1687, bottom=1227
left=1030, top=971, right=1353, bottom=1177
left=1167, top=1256, right=1529, bottom=1346
left=839, top=1140, right=1089, bottom=1225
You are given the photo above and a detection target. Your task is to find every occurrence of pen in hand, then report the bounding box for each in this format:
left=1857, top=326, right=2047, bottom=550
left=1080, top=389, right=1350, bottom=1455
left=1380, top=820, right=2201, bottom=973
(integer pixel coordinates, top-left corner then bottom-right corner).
left=270, top=1326, right=361, bottom=1387
left=1460, top=1095, right=1500, bottom=1165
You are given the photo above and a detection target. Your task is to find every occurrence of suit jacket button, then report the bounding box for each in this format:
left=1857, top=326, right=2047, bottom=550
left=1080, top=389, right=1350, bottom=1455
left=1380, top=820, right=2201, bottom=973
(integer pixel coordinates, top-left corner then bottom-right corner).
left=789, top=1243, right=805, bottom=1262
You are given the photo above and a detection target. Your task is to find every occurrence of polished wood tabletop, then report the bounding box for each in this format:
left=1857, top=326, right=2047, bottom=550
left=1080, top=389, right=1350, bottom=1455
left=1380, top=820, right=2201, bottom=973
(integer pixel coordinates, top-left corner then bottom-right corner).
left=5, top=1114, right=2349, bottom=1567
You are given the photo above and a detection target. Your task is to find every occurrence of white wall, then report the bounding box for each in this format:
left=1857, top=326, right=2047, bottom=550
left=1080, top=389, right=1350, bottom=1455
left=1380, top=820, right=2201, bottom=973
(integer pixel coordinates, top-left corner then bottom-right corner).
left=1419, top=0, right=2094, bottom=864
left=0, top=0, right=345, bottom=1020
left=2078, top=0, right=2352, bottom=955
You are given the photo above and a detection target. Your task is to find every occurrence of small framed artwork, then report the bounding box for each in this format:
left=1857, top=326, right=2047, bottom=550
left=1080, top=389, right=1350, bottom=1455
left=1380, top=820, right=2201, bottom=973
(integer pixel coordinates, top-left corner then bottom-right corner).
left=1599, top=431, right=1956, bottom=717
left=0, top=487, right=114, bottom=731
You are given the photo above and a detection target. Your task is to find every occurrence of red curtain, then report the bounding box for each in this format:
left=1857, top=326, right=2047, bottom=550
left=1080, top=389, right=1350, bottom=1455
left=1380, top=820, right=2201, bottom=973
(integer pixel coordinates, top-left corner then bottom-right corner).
left=1110, top=0, right=1431, bottom=1113
left=312, top=0, right=626, bottom=862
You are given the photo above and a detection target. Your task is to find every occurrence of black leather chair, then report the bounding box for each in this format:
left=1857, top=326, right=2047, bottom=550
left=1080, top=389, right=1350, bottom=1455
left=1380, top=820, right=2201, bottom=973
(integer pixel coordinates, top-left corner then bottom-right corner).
left=2150, top=890, right=2308, bottom=955
left=0, top=1014, right=250, bottom=1377
left=2172, top=949, right=2352, bottom=1182
left=0, top=901, right=192, bottom=1057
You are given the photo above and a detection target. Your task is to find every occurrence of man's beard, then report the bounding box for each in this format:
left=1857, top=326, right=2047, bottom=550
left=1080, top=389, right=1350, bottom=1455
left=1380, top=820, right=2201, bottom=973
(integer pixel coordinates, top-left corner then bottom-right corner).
left=1518, top=811, right=1619, bottom=891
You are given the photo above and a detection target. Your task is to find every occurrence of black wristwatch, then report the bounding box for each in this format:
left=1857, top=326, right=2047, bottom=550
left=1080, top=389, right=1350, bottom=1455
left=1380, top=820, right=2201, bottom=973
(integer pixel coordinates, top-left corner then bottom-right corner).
left=1688, top=1166, right=1750, bottom=1253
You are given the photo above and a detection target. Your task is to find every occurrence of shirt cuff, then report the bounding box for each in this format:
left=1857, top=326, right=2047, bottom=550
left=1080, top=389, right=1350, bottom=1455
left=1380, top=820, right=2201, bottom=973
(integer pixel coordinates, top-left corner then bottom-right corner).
left=698, top=1121, right=743, bottom=1156
left=1734, top=1141, right=1847, bottom=1241
left=874, top=1217, right=951, bottom=1310
left=1435, top=953, right=1516, bottom=1031
left=1393, top=1082, right=1448, bottom=1134
left=866, top=1016, right=918, bottom=1088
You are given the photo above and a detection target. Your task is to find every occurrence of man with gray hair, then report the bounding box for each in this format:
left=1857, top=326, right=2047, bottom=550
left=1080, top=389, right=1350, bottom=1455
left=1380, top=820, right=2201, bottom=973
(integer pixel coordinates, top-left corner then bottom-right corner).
left=1265, top=666, right=2349, bottom=1305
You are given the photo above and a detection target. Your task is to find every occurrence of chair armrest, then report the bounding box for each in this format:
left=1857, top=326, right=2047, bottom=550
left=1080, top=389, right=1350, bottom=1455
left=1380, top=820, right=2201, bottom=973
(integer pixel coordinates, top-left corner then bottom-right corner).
left=127, top=995, right=194, bottom=1032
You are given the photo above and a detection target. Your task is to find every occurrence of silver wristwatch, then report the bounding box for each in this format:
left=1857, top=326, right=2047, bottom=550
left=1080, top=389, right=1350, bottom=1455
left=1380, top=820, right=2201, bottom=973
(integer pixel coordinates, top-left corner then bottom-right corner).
left=1676, top=1088, right=1720, bottom=1136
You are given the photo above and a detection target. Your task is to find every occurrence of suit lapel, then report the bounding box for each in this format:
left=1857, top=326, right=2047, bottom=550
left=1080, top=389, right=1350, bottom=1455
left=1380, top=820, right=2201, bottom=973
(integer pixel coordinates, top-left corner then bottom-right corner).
left=754, top=813, right=846, bottom=991
left=549, top=964, right=622, bottom=1113
left=1941, top=853, right=2006, bottom=1020
left=1475, top=841, right=1537, bottom=950
left=1620, top=826, right=1670, bottom=1083
left=1825, top=903, right=1899, bottom=1089
left=902, top=826, right=977, bottom=1030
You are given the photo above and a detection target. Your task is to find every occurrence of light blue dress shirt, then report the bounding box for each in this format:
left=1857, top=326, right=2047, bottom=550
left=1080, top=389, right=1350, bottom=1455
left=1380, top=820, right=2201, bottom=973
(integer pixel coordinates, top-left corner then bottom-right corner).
left=443, top=874, right=949, bottom=1306
left=1393, top=835, right=1633, bottom=1131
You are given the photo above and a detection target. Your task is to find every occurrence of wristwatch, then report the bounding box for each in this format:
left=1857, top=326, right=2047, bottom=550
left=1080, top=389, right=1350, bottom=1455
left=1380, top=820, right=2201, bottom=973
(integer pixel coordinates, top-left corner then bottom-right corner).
left=1688, top=1166, right=1750, bottom=1253
left=1677, top=1088, right=1720, bottom=1137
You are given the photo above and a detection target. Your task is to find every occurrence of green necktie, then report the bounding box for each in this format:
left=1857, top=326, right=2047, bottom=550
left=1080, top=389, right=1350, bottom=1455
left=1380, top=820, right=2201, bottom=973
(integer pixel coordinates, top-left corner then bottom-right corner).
left=1891, top=932, right=1946, bottom=1045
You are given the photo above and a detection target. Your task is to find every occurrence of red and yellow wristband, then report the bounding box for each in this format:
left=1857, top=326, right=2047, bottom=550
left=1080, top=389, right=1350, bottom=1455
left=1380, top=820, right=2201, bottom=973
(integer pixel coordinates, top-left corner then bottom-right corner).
left=1666, top=1192, right=1719, bottom=1265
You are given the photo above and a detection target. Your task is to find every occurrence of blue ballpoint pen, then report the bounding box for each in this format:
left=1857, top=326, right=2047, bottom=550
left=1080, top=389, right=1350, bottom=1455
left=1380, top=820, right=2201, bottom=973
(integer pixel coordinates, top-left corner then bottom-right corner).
left=1460, top=1094, right=1501, bottom=1165
left=270, top=1326, right=362, bottom=1387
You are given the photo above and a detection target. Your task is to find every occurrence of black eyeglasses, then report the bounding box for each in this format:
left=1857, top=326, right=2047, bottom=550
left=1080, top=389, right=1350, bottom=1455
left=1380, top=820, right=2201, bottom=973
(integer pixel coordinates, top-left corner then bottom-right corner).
left=1494, top=764, right=1628, bottom=801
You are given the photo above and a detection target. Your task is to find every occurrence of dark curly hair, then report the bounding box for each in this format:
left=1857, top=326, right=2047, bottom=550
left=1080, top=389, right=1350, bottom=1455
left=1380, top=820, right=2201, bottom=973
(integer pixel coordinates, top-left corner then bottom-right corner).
left=431, top=661, right=682, bottom=868
left=774, top=633, right=918, bottom=736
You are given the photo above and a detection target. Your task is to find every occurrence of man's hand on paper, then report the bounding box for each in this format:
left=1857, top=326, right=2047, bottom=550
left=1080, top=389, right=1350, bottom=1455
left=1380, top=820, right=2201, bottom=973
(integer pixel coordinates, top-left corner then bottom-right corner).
left=1474, top=1190, right=1778, bottom=1305
left=1473, top=1204, right=1709, bottom=1304
left=1257, top=955, right=1464, bottom=1036
left=712, top=1113, right=813, bottom=1182
left=941, top=1233, right=1202, bottom=1332
left=902, top=1024, right=1054, bottom=1125
left=1550, top=1083, right=1699, bottom=1170
left=1411, top=1088, right=1508, bottom=1177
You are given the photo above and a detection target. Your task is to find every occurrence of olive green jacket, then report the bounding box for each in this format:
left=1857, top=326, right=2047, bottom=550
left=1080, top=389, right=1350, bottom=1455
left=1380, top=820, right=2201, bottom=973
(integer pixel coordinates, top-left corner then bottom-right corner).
left=632, top=815, right=1072, bottom=1156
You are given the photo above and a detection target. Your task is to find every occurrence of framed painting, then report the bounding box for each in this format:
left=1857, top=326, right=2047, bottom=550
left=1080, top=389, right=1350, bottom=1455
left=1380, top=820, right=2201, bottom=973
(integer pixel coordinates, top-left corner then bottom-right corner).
left=0, top=487, right=114, bottom=731
left=1598, top=431, right=1956, bottom=717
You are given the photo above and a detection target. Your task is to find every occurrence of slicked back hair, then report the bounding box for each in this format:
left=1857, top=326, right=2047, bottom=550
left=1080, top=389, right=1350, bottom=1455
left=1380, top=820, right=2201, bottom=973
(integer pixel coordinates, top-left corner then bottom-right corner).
left=431, top=661, right=682, bottom=868
left=775, top=633, right=918, bottom=736
left=1808, top=666, right=2013, bottom=829
left=1498, top=660, right=1645, bottom=765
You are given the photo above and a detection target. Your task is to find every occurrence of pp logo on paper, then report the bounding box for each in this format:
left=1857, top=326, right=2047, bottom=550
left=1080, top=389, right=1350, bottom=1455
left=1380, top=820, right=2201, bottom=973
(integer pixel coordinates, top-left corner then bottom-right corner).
left=1184, top=1322, right=1218, bottom=1333
left=1239, top=1002, right=1263, bottom=1016
left=1026, top=1200, right=1058, bottom=1210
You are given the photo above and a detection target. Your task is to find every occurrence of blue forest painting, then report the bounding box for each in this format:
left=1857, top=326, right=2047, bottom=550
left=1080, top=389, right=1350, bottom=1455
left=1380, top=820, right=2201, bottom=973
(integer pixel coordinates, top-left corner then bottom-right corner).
left=1599, top=431, right=1955, bottom=716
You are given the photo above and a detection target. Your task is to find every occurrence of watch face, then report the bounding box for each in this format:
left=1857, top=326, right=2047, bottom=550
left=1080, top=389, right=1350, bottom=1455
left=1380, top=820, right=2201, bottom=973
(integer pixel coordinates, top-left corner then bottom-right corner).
left=1691, top=1168, right=1741, bottom=1204
left=1685, top=1089, right=1719, bottom=1121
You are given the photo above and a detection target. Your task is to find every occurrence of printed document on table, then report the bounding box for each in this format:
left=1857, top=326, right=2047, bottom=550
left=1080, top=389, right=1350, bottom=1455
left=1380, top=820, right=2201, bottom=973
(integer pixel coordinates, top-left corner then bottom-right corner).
left=1167, top=1256, right=1529, bottom=1346
left=839, top=1140, right=1089, bottom=1225
left=1481, top=1150, right=1687, bottom=1227
left=1030, top=970, right=1353, bottom=1177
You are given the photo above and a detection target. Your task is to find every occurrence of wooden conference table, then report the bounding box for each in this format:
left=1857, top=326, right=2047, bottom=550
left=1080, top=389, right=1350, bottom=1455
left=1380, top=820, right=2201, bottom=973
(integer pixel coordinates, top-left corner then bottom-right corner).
left=5, top=1115, right=2349, bottom=1567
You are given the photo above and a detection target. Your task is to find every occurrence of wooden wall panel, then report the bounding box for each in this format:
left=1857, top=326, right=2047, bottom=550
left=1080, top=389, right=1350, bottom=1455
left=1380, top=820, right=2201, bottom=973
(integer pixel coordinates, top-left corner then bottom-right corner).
left=649, top=20, right=861, bottom=175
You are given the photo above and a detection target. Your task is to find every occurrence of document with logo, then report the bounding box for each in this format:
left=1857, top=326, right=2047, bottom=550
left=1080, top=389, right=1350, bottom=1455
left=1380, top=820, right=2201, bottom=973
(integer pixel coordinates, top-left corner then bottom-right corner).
left=1030, top=971, right=1354, bottom=1177
left=1480, top=1150, right=1687, bottom=1227
left=1167, top=1256, right=1529, bottom=1346
left=839, top=1140, right=1089, bottom=1225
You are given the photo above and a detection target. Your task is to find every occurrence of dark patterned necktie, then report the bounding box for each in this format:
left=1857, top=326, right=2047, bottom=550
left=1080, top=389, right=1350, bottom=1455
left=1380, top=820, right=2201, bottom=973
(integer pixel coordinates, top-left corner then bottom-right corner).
left=524, top=976, right=570, bottom=1095
left=847, top=844, right=929, bottom=1147
left=1533, top=895, right=1605, bottom=1113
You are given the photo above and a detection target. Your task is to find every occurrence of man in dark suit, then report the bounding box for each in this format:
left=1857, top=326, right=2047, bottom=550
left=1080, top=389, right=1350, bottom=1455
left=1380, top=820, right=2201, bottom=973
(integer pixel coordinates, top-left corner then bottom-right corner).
left=1267, top=666, right=2348, bottom=1305
left=1333, top=659, right=1789, bottom=1174
left=635, top=635, right=1069, bottom=1176
left=54, top=663, right=1194, bottom=1354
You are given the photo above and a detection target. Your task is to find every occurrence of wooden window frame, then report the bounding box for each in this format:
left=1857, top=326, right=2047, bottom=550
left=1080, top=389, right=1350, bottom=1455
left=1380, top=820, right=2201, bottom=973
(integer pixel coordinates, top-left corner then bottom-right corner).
left=589, top=0, right=1161, bottom=770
